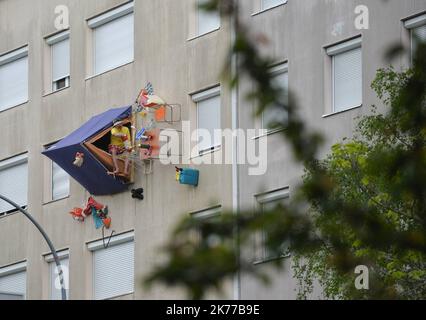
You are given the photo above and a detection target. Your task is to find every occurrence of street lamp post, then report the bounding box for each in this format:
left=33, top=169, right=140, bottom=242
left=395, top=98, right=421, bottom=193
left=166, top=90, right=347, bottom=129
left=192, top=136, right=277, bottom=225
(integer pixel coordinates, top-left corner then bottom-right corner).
left=0, top=194, right=67, bottom=300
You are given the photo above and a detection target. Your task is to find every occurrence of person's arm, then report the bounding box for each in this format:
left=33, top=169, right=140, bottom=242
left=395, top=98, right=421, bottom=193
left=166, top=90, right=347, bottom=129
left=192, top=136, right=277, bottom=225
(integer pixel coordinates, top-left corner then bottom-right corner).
left=124, top=127, right=132, bottom=151
left=112, top=127, right=127, bottom=138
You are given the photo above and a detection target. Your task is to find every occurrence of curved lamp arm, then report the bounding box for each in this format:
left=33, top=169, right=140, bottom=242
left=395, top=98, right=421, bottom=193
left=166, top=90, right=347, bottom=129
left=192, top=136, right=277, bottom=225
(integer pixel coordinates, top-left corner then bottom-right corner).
left=0, top=194, right=67, bottom=300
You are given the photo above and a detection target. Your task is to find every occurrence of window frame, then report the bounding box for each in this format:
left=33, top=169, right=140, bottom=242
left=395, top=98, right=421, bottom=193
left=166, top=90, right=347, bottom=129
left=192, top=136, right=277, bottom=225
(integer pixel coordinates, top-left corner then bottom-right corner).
left=403, top=13, right=426, bottom=65
left=87, top=231, right=135, bottom=300
left=0, top=46, right=29, bottom=112
left=254, top=187, right=291, bottom=264
left=261, top=62, right=289, bottom=135
left=87, top=1, right=135, bottom=77
left=44, top=249, right=70, bottom=300
left=326, top=36, right=363, bottom=114
left=192, top=85, right=222, bottom=156
left=0, top=153, right=29, bottom=217
left=191, top=205, right=222, bottom=244
left=50, top=160, right=70, bottom=202
left=261, top=0, right=288, bottom=11
left=0, top=261, right=27, bottom=300
left=46, top=30, right=70, bottom=93
left=196, top=0, right=221, bottom=37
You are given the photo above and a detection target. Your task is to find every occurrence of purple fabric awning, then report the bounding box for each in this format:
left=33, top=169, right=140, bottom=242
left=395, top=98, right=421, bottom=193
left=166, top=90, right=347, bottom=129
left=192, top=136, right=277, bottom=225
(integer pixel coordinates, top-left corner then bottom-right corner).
left=43, top=106, right=132, bottom=195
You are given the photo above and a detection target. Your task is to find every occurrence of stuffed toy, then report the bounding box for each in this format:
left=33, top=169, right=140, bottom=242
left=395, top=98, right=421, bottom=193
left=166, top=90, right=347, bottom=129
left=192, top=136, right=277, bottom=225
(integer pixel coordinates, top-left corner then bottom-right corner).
left=73, top=152, right=84, bottom=167
left=69, top=207, right=86, bottom=221
left=137, top=89, right=166, bottom=108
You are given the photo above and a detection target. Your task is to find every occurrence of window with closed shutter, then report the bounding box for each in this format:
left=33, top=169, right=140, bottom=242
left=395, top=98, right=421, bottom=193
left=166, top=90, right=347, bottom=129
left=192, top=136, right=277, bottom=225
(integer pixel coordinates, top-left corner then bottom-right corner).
left=49, top=258, right=69, bottom=300
left=327, top=38, right=363, bottom=113
left=0, top=47, right=28, bottom=111
left=404, top=14, right=426, bottom=63
left=197, top=0, right=220, bottom=36
left=262, top=64, right=289, bottom=131
left=191, top=206, right=222, bottom=244
left=90, top=3, right=134, bottom=76
left=255, top=188, right=291, bottom=262
left=0, top=155, right=28, bottom=215
left=0, top=264, right=26, bottom=300
left=49, top=33, right=70, bottom=91
left=52, top=161, right=70, bottom=201
left=93, top=241, right=134, bottom=300
left=193, top=87, right=221, bottom=154
left=412, top=24, right=426, bottom=59
left=261, top=0, right=287, bottom=10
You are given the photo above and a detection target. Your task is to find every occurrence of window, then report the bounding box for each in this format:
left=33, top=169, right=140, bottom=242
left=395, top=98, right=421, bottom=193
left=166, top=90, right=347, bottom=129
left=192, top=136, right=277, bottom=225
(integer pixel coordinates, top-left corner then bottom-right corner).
left=0, top=154, right=28, bottom=216
left=255, top=188, right=290, bottom=262
left=46, top=31, right=70, bottom=92
left=262, top=63, right=288, bottom=132
left=88, top=232, right=134, bottom=300
left=88, top=1, right=134, bottom=76
left=261, top=0, right=287, bottom=11
left=192, top=86, right=221, bottom=155
left=51, top=161, right=70, bottom=201
left=197, top=0, right=220, bottom=36
left=327, top=37, right=362, bottom=113
left=404, top=14, right=426, bottom=63
left=45, top=250, right=69, bottom=300
left=0, top=46, right=28, bottom=111
left=191, top=206, right=222, bottom=244
left=0, top=262, right=27, bottom=300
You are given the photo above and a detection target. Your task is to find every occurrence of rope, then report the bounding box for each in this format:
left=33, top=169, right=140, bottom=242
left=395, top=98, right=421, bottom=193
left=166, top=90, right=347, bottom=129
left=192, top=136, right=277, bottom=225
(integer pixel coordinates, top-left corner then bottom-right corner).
left=102, top=226, right=115, bottom=249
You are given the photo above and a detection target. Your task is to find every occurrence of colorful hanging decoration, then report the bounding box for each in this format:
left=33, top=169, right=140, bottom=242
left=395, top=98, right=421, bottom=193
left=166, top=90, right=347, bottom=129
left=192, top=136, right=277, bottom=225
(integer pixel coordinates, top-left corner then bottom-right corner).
left=145, top=82, right=154, bottom=95
left=83, top=197, right=110, bottom=230
left=139, top=128, right=160, bottom=160
left=68, top=197, right=111, bottom=230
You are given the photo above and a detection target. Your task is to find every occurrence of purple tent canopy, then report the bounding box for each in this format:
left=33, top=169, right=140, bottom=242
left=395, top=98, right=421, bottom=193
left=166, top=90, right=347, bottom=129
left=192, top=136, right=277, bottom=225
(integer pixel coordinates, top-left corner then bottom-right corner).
left=43, top=106, right=132, bottom=195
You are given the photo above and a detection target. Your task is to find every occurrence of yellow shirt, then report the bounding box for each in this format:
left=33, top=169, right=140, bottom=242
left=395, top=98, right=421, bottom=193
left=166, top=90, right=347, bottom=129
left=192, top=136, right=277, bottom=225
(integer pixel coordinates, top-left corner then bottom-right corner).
left=111, top=126, right=131, bottom=147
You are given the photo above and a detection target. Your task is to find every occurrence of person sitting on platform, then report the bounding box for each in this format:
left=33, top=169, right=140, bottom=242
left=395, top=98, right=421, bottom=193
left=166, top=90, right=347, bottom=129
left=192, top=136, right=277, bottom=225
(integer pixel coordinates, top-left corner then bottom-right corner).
left=108, top=120, right=131, bottom=177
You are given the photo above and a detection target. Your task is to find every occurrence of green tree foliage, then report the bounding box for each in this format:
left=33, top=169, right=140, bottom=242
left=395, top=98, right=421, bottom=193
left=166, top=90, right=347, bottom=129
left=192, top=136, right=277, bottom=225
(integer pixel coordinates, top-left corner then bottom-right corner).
left=295, top=67, right=426, bottom=299
left=145, top=0, right=426, bottom=299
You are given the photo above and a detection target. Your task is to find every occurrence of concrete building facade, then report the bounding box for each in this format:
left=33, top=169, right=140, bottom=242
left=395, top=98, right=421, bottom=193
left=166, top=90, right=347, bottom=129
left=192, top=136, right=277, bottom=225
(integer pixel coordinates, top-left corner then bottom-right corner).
left=0, top=0, right=425, bottom=300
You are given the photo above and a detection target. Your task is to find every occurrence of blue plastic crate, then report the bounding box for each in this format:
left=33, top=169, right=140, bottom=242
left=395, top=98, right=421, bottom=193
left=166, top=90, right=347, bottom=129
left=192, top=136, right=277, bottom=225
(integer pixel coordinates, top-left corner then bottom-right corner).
left=179, top=168, right=199, bottom=187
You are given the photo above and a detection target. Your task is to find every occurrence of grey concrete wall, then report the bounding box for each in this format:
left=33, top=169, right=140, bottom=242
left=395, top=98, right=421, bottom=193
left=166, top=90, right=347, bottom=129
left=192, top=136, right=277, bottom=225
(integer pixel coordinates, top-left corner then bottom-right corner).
left=0, top=0, right=233, bottom=300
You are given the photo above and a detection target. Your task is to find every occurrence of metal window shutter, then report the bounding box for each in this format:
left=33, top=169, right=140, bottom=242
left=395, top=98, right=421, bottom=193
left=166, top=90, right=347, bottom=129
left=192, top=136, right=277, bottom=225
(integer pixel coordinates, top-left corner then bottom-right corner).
left=0, top=271, right=26, bottom=299
left=94, top=13, right=134, bottom=75
left=263, top=71, right=288, bottom=129
left=0, top=56, right=28, bottom=111
left=0, top=161, right=28, bottom=213
left=198, top=0, right=220, bottom=35
left=333, top=47, right=362, bottom=112
left=49, top=258, right=69, bottom=300
left=262, top=0, right=286, bottom=10
left=52, top=38, right=70, bottom=82
left=413, top=24, right=426, bottom=55
left=93, top=241, right=134, bottom=300
left=52, top=162, right=70, bottom=200
left=197, top=95, right=221, bottom=151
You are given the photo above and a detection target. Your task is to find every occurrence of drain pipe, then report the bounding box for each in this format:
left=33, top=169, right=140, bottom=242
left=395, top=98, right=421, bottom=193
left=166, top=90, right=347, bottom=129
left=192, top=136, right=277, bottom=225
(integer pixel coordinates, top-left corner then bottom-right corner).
left=230, top=2, right=241, bottom=301
left=0, top=195, right=67, bottom=300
